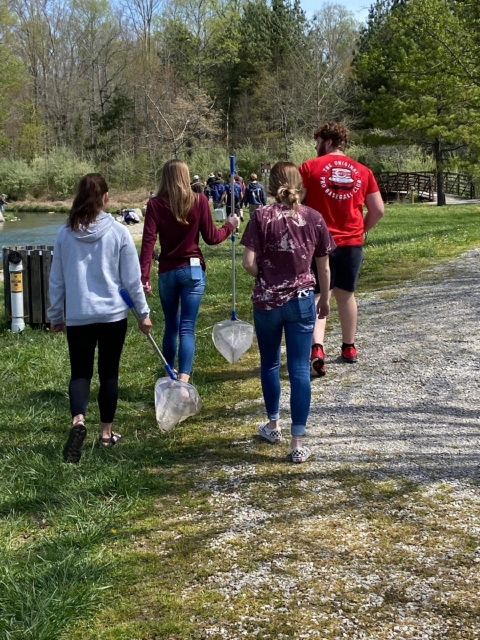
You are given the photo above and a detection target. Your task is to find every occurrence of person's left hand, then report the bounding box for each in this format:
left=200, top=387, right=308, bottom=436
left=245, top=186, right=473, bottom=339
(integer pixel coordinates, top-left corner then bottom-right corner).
left=50, top=323, right=65, bottom=332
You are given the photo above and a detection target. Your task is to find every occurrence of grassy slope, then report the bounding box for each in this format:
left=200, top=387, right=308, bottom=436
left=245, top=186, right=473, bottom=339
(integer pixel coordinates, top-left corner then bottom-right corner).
left=0, top=203, right=479, bottom=639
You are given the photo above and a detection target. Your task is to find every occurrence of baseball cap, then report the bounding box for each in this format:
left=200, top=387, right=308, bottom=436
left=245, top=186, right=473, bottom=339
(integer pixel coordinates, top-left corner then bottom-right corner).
left=209, top=173, right=215, bottom=178
left=193, top=175, right=200, bottom=180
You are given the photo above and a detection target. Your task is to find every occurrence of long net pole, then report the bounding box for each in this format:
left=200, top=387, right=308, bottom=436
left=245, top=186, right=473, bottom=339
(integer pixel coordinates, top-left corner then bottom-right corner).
left=230, top=155, right=237, bottom=320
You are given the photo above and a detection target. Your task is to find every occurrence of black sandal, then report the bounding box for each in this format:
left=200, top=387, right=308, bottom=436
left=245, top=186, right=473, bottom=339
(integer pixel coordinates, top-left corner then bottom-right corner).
left=63, top=422, right=87, bottom=463
left=99, top=432, right=123, bottom=447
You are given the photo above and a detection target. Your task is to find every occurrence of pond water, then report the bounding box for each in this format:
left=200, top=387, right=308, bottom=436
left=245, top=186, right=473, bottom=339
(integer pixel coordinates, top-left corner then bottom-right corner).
left=0, top=212, right=67, bottom=249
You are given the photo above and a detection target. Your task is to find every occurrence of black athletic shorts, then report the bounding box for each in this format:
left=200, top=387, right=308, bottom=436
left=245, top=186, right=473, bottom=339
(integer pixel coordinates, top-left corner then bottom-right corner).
left=312, top=245, right=364, bottom=294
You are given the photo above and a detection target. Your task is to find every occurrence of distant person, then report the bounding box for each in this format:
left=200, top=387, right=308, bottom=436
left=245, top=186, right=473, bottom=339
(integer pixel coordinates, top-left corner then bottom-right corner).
left=122, top=208, right=140, bottom=225
left=48, top=173, right=151, bottom=463
left=205, top=173, right=216, bottom=199
left=190, top=175, right=204, bottom=194
left=299, top=121, right=384, bottom=376
left=139, top=159, right=239, bottom=383
left=210, top=173, right=226, bottom=210
left=237, top=175, right=246, bottom=199
left=241, top=162, right=335, bottom=463
left=149, top=190, right=155, bottom=198
left=242, top=174, right=267, bottom=218
left=222, top=174, right=243, bottom=219
left=0, top=193, right=8, bottom=222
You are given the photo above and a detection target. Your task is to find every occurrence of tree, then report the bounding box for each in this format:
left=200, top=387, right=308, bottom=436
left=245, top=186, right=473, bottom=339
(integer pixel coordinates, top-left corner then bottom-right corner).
left=306, top=3, right=359, bottom=125
left=0, top=3, right=26, bottom=151
left=353, top=0, right=480, bottom=205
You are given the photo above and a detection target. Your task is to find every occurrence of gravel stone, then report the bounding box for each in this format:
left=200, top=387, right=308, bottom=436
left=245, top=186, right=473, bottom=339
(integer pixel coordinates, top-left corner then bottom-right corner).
left=304, top=248, right=480, bottom=481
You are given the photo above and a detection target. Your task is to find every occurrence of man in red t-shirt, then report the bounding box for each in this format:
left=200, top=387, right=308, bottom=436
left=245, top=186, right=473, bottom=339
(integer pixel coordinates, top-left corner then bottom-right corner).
left=299, top=121, right=384, bottom=375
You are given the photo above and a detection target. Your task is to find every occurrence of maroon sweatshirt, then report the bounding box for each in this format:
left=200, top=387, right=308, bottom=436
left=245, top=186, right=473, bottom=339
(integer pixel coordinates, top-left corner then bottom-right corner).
left=139, top=193, right=233, bottom=283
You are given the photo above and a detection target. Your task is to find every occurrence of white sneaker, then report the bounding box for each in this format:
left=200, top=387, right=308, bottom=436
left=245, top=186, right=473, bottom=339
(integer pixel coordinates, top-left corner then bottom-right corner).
left=258, top=423, right=283, bottom=443
left=288, top=446, right=312, bottom=464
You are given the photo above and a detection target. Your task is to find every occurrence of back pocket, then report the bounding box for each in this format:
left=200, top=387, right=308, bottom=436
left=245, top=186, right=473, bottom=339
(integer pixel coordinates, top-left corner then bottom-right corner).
left=289, top=295, right=315, bottom=322
left=188, top=265, right=203, bottom=281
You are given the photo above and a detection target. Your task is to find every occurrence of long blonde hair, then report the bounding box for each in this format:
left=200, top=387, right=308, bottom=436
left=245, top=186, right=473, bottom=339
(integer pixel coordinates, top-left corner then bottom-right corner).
left=268, top=162, right=302, bottom=214
left=157, top=159, right=196, bottom=224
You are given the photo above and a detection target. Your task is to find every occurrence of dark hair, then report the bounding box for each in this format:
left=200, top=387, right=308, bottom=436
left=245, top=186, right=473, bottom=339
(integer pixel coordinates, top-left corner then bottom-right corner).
left=68, top=173, right=108, bottom=231
left=313, top=121, right=349, bottom=150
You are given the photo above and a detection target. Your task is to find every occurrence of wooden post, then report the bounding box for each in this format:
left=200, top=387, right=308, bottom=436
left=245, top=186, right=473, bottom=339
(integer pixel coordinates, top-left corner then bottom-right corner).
left=29, top=248, right=43, bottom=324
left=43, top=246, right=53, bottom=322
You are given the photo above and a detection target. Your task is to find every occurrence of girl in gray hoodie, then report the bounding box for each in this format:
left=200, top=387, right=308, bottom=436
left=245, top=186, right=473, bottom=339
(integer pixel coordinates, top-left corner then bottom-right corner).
left=48, top=173, right=151, bottom=463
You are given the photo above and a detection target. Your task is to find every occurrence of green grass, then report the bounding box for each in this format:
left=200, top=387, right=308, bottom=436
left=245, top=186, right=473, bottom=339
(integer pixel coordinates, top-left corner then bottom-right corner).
left=0, top=203, right=479, bottom=639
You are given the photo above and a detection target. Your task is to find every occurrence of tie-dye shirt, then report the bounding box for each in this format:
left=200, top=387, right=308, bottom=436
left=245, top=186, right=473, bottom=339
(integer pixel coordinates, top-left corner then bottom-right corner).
left=240, top=203, right=335, bottom=310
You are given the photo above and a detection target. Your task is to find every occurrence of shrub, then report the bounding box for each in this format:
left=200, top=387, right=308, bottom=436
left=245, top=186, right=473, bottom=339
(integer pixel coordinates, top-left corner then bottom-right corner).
left=0, top=159, right=36, bottom=199
left=31, top=148, right=93, bottom=199
left=180, top=146, right=230, bottom=181
left=289, top=137, right=315, bottom=167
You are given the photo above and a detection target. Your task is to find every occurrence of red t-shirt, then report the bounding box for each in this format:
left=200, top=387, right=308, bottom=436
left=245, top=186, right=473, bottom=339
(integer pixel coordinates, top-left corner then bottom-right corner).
left=299, top=153, right=379, bottom=246
left=139, top=193, right=233, bottom=282
left=240, top=203, right=335, bottom=310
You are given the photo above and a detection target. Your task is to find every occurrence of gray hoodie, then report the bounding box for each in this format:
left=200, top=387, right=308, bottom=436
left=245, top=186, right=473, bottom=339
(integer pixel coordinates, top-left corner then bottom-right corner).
left=48, top=212, right=149, bottom=326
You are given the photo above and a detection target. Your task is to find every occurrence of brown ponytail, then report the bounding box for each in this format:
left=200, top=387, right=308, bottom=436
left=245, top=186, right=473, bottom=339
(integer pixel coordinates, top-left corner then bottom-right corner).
left=68, top=173, right=108, bottom=231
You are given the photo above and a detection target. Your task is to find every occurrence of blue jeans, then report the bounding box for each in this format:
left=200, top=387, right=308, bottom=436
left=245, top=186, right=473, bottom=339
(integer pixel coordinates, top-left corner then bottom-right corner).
left=253, top=292, right=316, bottom=436
left=158, top=265, right=206, bottom=375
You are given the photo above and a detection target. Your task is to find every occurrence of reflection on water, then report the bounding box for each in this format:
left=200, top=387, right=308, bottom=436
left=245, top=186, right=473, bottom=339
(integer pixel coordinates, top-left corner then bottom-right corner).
left=0, top=212, right=67, bottom=248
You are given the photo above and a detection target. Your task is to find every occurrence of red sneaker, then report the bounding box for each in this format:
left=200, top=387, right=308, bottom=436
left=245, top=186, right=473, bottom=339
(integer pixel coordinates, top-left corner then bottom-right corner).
left=310, top=344, right=326, bottom=377
left=341, top=345, right=358, bottom=363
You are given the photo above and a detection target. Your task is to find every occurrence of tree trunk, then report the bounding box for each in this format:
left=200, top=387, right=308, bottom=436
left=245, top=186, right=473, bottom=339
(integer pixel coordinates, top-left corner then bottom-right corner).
left=434, top=137, right=446, bottom=206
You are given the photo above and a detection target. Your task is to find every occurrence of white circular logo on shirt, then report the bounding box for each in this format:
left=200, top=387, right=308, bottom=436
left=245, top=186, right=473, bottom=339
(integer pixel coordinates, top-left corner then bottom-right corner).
left=320, top=160, right=363, bottom=200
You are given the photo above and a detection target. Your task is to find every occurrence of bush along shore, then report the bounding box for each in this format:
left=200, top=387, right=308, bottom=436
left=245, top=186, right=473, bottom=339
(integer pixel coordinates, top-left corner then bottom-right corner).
left=5, top=203, right=71, bottom=213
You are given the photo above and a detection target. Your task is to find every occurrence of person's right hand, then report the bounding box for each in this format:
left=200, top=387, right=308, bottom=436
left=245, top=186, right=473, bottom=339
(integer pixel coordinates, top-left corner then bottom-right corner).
left=138, top=317, right=152, bottom=335
left=228, top=214, right=240, bottom=229
left=316, top=297, right=330, bottom=319
left=143, top=281, right=152, bottom=295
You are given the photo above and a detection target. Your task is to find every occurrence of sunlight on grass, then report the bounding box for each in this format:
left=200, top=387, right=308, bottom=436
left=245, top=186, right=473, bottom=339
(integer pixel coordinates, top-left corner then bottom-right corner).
left=0, top=203, right=479, bottom=638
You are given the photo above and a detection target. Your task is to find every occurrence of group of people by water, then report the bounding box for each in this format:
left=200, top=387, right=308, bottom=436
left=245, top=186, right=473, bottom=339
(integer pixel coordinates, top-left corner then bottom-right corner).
left=48, top=121, right=384, bottom=465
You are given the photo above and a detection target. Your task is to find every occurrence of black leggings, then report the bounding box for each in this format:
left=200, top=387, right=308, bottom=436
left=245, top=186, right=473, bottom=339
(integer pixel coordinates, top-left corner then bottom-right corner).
left=66, top=319, right=128, bottom=423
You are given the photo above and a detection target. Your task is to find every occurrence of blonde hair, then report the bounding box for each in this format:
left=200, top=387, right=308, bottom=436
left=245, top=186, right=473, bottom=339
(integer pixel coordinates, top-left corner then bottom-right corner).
left=268, top=162, right=302, bottom=214
left=157, top=159, right=196, bottom=224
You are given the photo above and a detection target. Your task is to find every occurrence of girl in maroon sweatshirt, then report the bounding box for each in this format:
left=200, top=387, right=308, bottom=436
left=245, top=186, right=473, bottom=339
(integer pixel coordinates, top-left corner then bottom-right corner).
left=139, top=159, right=239, bottom=383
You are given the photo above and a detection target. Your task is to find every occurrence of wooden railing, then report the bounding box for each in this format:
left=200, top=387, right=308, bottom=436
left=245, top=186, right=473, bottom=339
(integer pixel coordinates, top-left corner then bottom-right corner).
left=442, top=172, right=476, bottom=198
left=374, top=172, right=476, bottom=201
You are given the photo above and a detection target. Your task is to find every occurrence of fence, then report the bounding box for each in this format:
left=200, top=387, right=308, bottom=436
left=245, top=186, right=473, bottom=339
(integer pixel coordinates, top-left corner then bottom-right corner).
left=374, top=172, right=476, bottom=201
left=2, top=245, right=54, bottom=326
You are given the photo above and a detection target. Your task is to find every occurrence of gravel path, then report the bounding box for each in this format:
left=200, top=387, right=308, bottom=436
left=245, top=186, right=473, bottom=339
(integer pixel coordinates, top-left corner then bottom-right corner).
left=179, top=251, right=480, bottom=639
left=305, top=249, right=480, bottom=481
